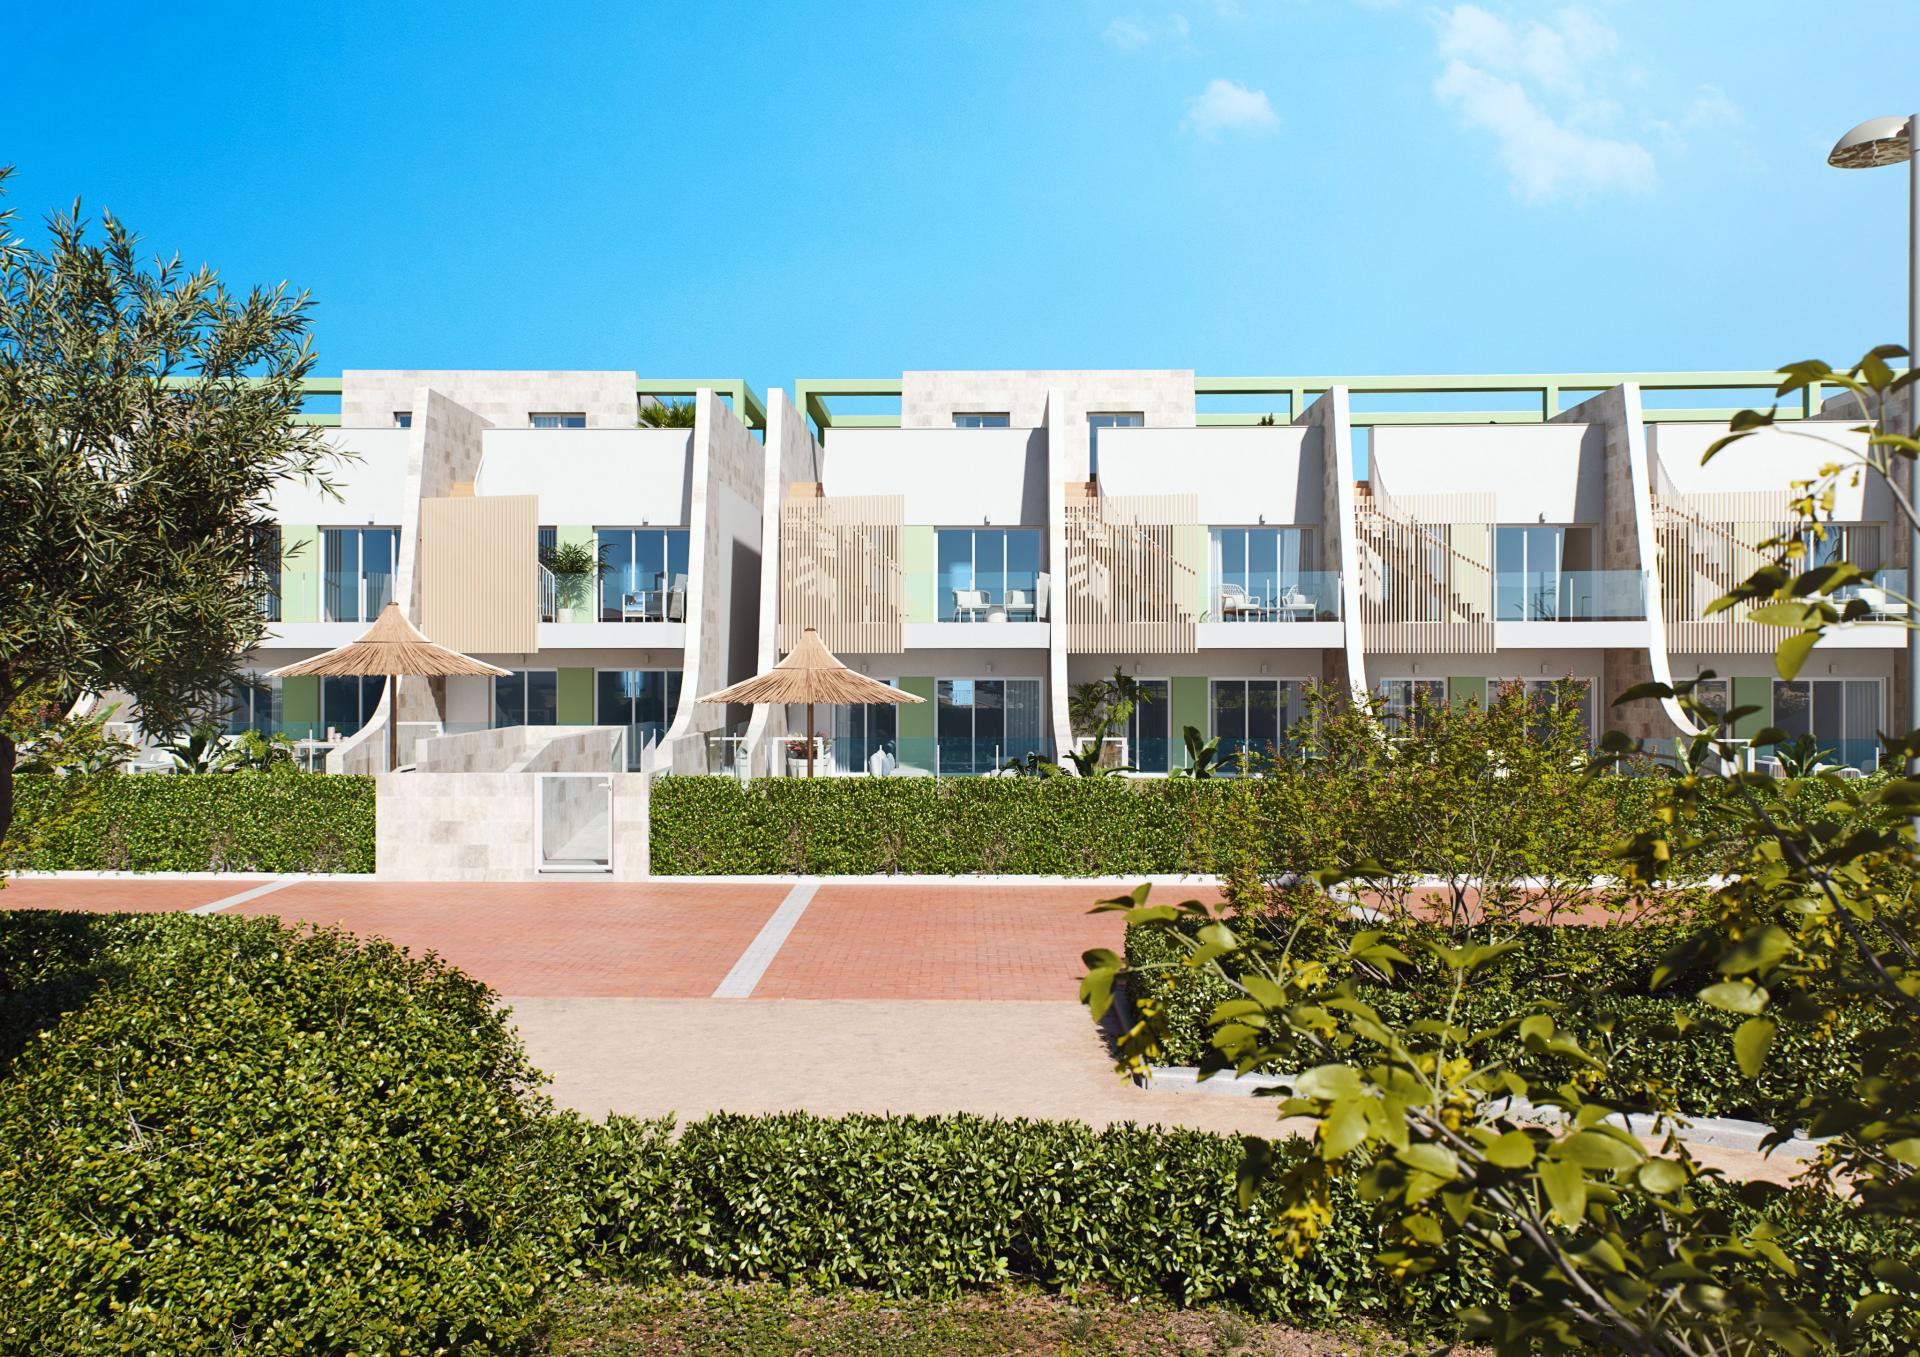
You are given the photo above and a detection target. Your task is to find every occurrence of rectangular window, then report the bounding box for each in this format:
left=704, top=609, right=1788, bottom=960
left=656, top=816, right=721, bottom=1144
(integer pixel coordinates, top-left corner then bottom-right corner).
left=252, top=523, right=283, bottom=622
left=227, top=673, right=284, bottom=736
left=596, top=527, right=691, bottom=621
left=1691, top=678, right=1731, bottom=728
left=1209, top=679, right=1309, bottom=769
left=393, top=411, right=412, bottom=428
left=1209, top=527, right=1320, bottom=621
left=321, top=526, right=401, bottom=622
left=935, top=678, right=1044, bottom=775
left=953, top=412, right=1011, bottom=428
left=530, top=412, right=587, bottom=429
left=1772, top=678, right=1880, bottom=772
left=1087, top=411, right=1144, bottom=477
left=1378, top=678, right=1447, bottom=731
left=1494, top=525, right=1598, bottom=621
left=824, top=689, right=902, bottom=774
left=935, top=528, right=1044, bottom=620
left=492, top=670, right=558, bottom=728
left=1125, top=679, right=1171, bottom=773
left=596, top=669, right=683, bottom=770
left=321, top=675, right=387, bottom=740
left=1489, top=677, right=1594, bottom=742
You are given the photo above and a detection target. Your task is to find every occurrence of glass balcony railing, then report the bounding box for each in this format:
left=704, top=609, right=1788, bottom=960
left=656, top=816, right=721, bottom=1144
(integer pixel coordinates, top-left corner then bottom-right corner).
left=1495, top=570, right=1645, bottom=622
left=1832, top=569, right=1910, bottom=619
left=1211, top=570, right=1341, bottom=622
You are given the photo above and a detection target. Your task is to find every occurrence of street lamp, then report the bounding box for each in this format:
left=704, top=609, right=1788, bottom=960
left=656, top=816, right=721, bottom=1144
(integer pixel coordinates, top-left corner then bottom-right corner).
left=1829, top=114, right=1919, bottom=769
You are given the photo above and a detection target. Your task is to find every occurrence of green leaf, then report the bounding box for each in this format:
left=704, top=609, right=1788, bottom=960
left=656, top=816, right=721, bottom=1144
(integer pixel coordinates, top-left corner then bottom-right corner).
left=1720, top=926, right=1792, bottom=976
left=1637, top=1159, right=1687, bottom=1194
left=1236, top=1136, right=1275, bottom=1209
left=1539, top=1160, right=1587, bottom=1226
left=1884, top=1139, right=1920, bottom=1168
left=1873, top=1259, right=1920, bottom=1293
left=1321, top=1100, right=1369, bottom=1160
left=1293, top=1064, right=1363, bottom=1101
left=1482, top=1131, right=1536, bottom=1169
left=1775, top=630, right=1820, bottom=681
left=1554, top=1131, right=1643, bottom=1171
left=1733, top=1017, right=1776, bottom=1078
left=1699, top=981, right=1770, bottom=1016
left=1395, top=1143, right=1460, bottom=1181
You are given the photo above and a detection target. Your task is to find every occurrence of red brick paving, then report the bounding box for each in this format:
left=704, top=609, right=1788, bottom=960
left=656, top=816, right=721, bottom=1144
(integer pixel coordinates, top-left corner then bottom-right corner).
left=0, top=877, right=245, bottom=913
left=751, top=882, right=1225, bottom=1000
left=230, top=880, right=789, bottom=997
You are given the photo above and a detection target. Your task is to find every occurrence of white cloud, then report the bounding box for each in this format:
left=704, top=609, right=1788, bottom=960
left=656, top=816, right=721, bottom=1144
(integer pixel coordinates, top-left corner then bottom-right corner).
left=1104, top=12, right=1193, bottom=52
left=1181, top=78, right=1280, bottom=137
left=1432, top=5, right=1658, bottom=203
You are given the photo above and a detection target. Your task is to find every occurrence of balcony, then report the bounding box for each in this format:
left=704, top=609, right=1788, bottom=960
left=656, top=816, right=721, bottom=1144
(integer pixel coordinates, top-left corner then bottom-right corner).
left=1495, top=570, right=1645, bottom=622
left=1210, top=570, right=1341, bottom=623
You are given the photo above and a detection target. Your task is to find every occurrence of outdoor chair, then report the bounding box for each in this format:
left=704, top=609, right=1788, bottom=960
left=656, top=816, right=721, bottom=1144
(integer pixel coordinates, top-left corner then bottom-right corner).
left=1220, top=583, right=1264, bottom=619
left=1004, top=588, right=1036, bottom=619
left=952, top=588, right=990, bottom=621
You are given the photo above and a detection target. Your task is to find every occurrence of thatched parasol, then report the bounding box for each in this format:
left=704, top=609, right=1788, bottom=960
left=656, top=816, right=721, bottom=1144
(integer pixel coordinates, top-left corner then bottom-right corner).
left=697, top=628, right=923, bottom=777
left=267, top=602, right=509, bottom=772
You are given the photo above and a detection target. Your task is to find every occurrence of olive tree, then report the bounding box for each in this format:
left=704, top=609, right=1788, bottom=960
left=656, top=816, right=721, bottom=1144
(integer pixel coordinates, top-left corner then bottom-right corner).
left=0, top=166, right=334, bottom=848
left=1083, top=348, right=1920, bottom=1355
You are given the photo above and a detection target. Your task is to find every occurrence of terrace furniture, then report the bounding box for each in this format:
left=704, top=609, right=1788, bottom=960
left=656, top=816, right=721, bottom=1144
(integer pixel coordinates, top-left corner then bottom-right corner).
left=1840, top=583, right=1908, bottom=619
left=1274, top=586, right=1316, bottom=622
left=1004, top=588, right=1037, bottom=620
left=621, top=590, right=661, bottom=622
left=952, top=588, right=991, bottom=622
left=1035, top=573, right=1051, bottom=621
left=1220, top=584, right=1266, bottom=620
left=667, top=574, right=688, bottom=622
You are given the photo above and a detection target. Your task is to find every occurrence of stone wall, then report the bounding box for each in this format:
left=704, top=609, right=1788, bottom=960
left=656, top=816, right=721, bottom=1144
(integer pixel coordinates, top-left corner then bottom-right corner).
left=373, top=770, right=651, bottom=881
left=415, top=724, right=624, bottom=774
left=744, top=389, right=823, bottom=768
left=342, top=370, right=639, bottom=429
left=1297, top=387, right=1367, bottom=697
left=902, top=370, right=1195, bottom=480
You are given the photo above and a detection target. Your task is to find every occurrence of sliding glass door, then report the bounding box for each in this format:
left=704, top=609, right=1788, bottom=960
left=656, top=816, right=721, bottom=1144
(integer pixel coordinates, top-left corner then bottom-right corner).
left=322, top=527, right=400, bottom=623
left=596, top=669, right=683, bottom=769
left=1209, top=679, right=1309, bottom=766
left=936, top=528, right=1043, bottom=620
left=935, top=678, right=1043, bottom=774
left=1772, top=679, right=1880, bottom=772
left=597, top=528, right=691, bottom=621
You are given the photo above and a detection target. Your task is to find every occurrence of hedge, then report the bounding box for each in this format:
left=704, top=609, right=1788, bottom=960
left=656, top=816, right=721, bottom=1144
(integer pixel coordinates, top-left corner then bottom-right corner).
left=1, top=911, right=1911, bottom=1355
left=1125, top=920, right=1886, bottom=1124
left=2, top=773, right=375, bottom=873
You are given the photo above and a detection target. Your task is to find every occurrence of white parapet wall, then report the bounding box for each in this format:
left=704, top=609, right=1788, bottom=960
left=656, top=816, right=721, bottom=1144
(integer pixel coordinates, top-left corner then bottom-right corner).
left=372, top=770, right=652, bottom=881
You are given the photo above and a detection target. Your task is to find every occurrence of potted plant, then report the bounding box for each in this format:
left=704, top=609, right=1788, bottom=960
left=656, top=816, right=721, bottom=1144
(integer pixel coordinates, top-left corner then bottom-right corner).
left=785, top=735, right=820, bottom=776
left=539, top=540, right=611, bottom=619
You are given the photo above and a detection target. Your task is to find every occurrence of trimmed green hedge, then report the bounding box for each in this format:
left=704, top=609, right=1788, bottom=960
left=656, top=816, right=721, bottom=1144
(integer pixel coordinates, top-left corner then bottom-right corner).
left=1, top=911, right=1911, bottom=1355
left=3, top=773, right=375, bottom=873
left=1125, top=920, right=1885, bottom=1124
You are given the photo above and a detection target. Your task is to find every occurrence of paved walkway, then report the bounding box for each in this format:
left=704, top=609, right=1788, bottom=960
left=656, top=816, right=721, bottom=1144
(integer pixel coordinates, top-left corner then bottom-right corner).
left=0, top=873, right=1799, bottom=1181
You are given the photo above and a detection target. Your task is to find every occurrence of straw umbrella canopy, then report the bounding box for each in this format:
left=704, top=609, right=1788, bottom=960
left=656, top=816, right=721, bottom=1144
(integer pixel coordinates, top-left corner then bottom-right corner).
left=266, top=602, right=509, bottom=771
left=697, top=627, right=923, bottom=777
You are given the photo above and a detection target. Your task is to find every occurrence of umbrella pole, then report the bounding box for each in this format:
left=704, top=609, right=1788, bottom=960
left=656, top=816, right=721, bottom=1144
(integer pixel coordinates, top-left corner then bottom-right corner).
left=387, top=674, right=398, bottom=773
left=806, top=703, right=815, bottom=779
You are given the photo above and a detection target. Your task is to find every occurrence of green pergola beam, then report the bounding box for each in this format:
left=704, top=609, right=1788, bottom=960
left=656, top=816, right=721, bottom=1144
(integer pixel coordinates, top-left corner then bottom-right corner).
left=636, top=378, right=766, bottom=431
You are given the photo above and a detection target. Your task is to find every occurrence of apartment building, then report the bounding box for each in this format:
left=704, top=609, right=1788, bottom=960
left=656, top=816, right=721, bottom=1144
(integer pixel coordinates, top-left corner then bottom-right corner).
left=141, top=363, right=1898, bottom=786
left=755, top=369, right=1904, bottom=776
left=231, top=371, right=767, bottom=775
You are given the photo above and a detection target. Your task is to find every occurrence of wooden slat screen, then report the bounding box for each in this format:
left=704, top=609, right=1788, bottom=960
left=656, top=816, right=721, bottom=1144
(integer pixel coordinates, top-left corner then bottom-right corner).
left=1354, top=486, right=1495, bottom=654
left=779, top=494, right=905, bottom=653
left=1654, top=491, right=1797, bottom=655
left=419, top=494, right=539, bottom=654
left=1064, top=491, right=1200, bottom=654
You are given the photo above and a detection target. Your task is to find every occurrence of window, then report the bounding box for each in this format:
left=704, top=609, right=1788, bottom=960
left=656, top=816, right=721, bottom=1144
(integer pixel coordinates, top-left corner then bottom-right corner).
left=1772, top=678, right=1880, bottom=772
left=1494, top=525, right=1596, bottom=621
left=1379, top=678, right=1447, bottom=731
left=936, top=678, right=1044, bottom=775
left=826, top=690, right=901, bottom=774
left=1125, top=679, right=1170, bottom=773
left=597, top=528, right=691, bottom=621
left=492, top=670, right=558, bottom=728
left=936, top=528, right=1044, bottom=620
left=1691, top=678, right=1731, bottom=728
left=596, top=669, right=682, bottom=770
left=1210, top=679, right=1310, bottom=768
left=1210, top=527, right=1320, bottom=621
left=530, top=412, right=587, bottom=429
left=1087, top=412, right=1143, bottom=477
left=227, top=673, right=283, bottom=735
left=393, top=411, right=412, bottom=428
left=1489, top=678, right=1593, bottom=742
left=321, top=675, right=387, bottom=739
left=252, top=524, right=282, bottom=622
left=1798, top=524, right=1882, bottom=571
left=953, top=412, right=1011, bottom=428
left=322, top=526, right=400, bottom=622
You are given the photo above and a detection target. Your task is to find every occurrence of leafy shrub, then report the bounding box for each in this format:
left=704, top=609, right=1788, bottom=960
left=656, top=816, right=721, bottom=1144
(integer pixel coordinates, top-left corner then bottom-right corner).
left=1125, top=920, right=1883, bottom=1123
left=3, top=773, right=374, bottom=872
left=0, top=911, right=577, bottom=1355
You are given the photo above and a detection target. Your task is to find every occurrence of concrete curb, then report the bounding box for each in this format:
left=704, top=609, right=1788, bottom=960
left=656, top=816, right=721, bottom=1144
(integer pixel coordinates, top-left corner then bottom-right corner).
left=1138, top=1066, right=1825, bottom=1160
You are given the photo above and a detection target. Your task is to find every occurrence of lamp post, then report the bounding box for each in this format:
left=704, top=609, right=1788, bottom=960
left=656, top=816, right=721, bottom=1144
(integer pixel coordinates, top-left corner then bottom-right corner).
left=1828, top=115, right=1920, bottom=773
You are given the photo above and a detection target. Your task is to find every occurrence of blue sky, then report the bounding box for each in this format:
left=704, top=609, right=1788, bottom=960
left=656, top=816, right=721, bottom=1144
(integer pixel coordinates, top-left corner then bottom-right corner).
left=12, top=1, right=1920, bottom=404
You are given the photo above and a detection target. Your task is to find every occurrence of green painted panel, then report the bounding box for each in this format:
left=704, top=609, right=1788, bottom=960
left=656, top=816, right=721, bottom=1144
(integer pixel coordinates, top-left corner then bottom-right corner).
left=281, top=675, right=319, bottom=739
left=556, top=525, right=598, bottom=624
left=1449, top=677, right=1486, bottom=709
left=280, top=524, right=319, bottom=624
left=1732, top=676, right=1771, bottom=740
left=557, top=668, right=595, bottom=725
left=902, top=527, right=936, bottom=624
left=898, top=676, right=935, bottom=743
left=1169, top=676, right=1209, bottom=769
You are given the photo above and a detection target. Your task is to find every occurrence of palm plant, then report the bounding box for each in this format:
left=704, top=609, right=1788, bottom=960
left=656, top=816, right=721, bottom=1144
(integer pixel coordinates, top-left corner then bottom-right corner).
left=162, top=723, right=226, bottom=774
left=636, top=398, right=697, bottom=428
left=1168, top=725, right=1223, bottom=778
